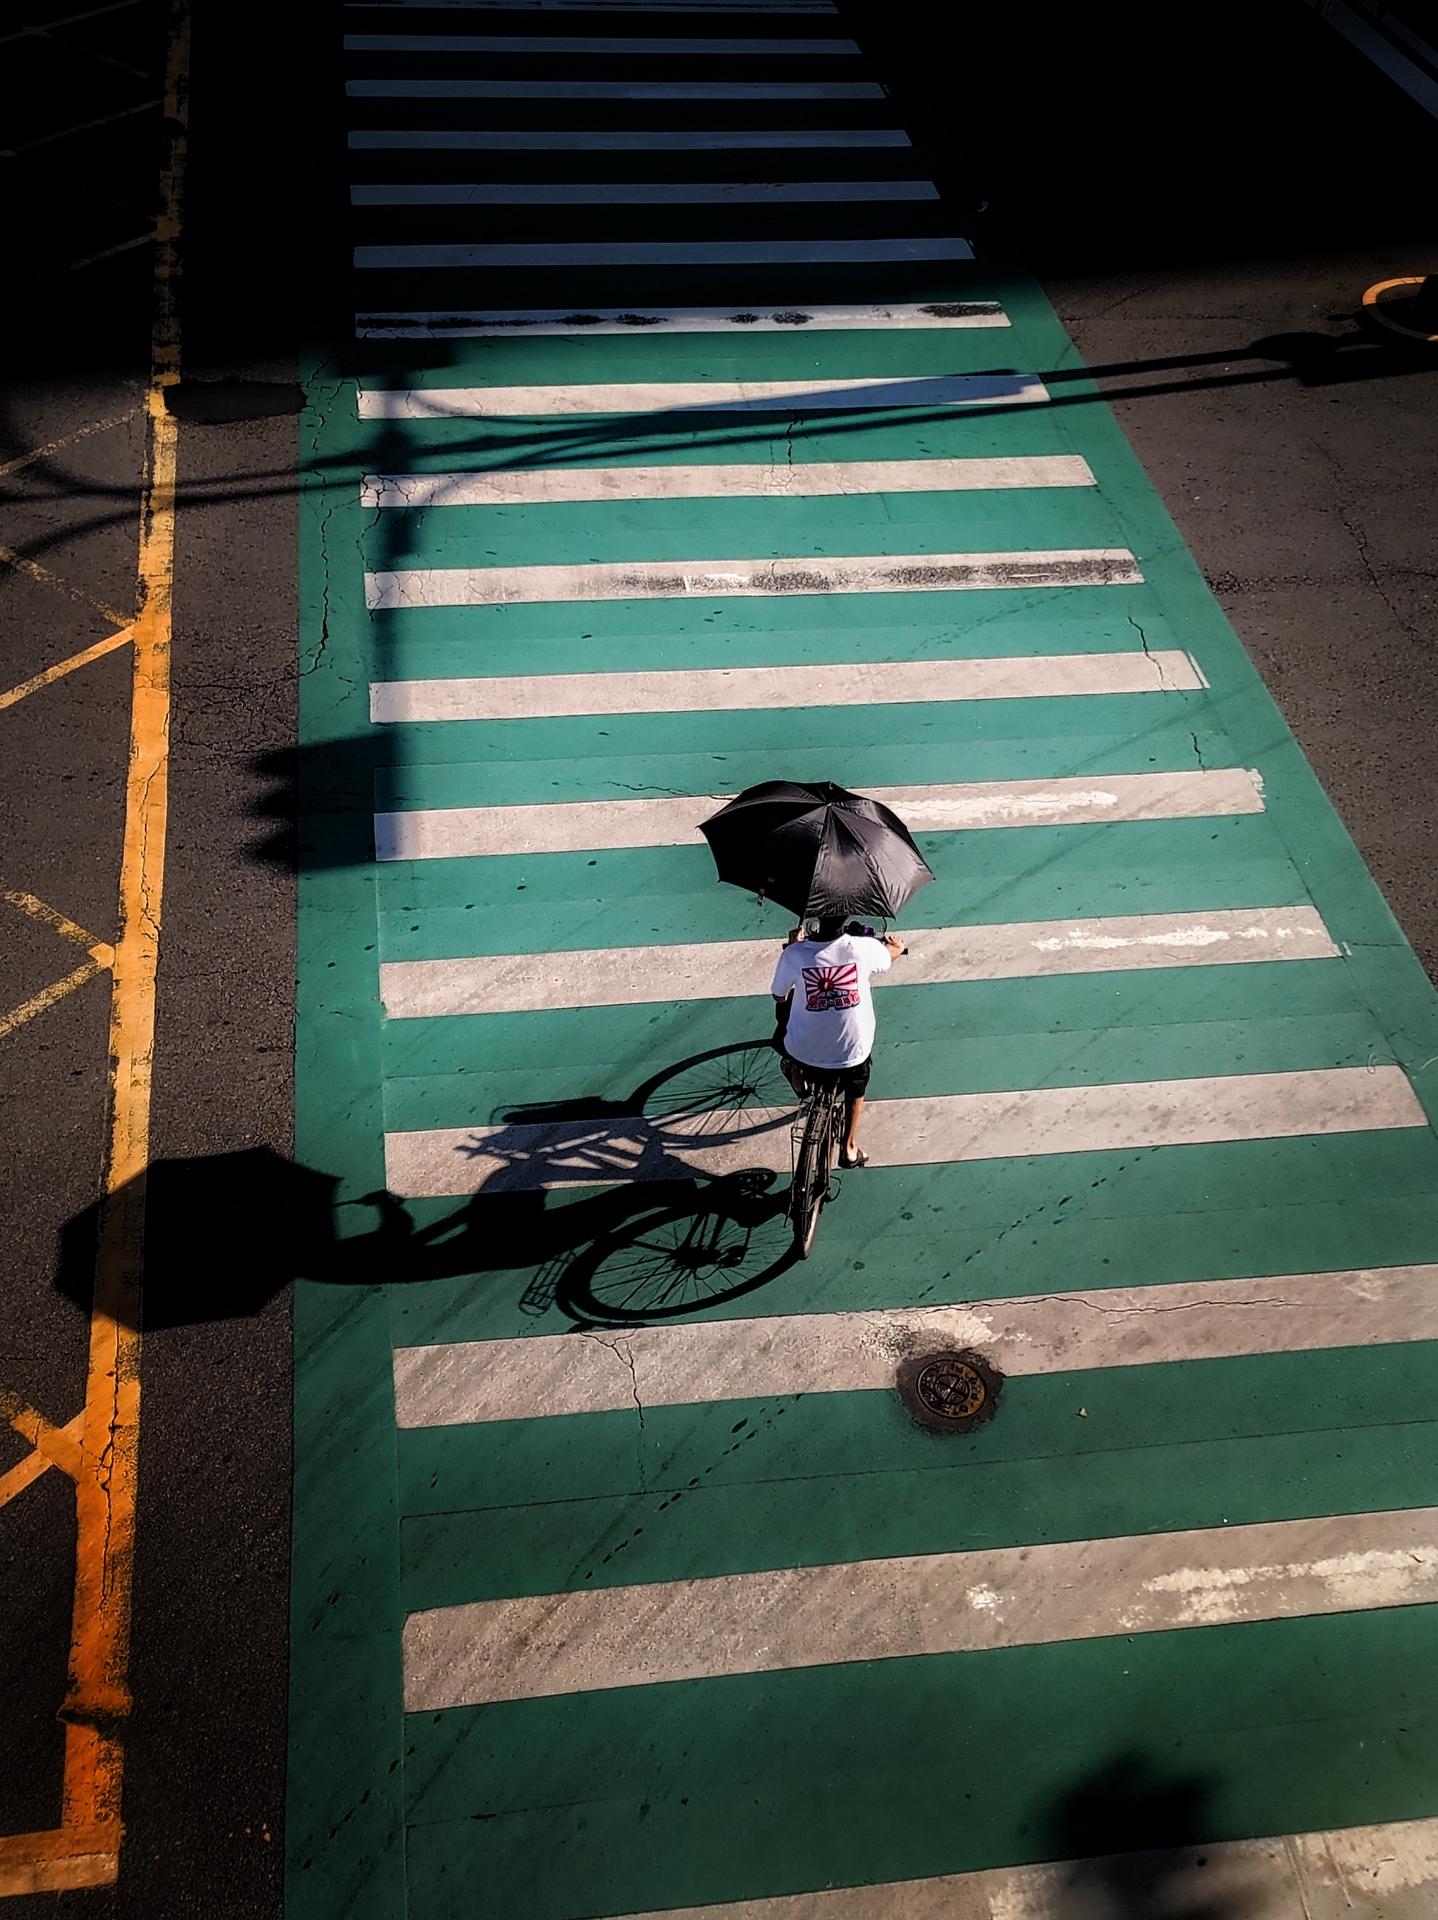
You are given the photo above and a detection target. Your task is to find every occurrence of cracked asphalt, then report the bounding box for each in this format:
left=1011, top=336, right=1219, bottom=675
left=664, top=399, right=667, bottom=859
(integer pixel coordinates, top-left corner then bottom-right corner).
left=1, top=0, right=1435, bottom=1912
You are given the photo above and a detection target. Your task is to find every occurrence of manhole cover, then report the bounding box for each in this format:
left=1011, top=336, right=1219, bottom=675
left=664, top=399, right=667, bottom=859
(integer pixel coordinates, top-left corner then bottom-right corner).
left=896, top=1349, right=1004, bottom=1435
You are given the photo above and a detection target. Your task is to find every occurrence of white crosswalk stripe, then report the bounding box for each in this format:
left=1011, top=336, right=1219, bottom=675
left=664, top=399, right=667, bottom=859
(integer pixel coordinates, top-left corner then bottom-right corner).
left=393, top=1260, right=1433, bottom=1426
left=374, top=770, right=1266, bottom=861
left=382, top=1067, right=1424, bottom=1196
left=617, top=1818, right=1438, bottom=1919
left=346, top=77, right=887, bottom=98
left=349, top=128, right=911, bottom=150
left=377, top=906, right=1335, bottom=1018
left=345, top=34, right=862, bottom=52
left=366, top=548, right=1138, bottom=609
left=358, top=371, right=1030, bottom=417
left=402, top=1507, right=1438, bottom=1709
left=360, top=453, right=1076, bottom=505
left=357, top=234, right=976, bottom=268
left=356, top=302, right=1002, bottom=338
left=371, top=649, right=1198, bottom=720
left=352, top=179, right=940, bottom=205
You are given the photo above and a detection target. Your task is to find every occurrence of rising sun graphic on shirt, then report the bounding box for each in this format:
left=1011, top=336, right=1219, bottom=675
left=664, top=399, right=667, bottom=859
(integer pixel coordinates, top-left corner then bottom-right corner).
left=802, top=961, right=861, bottom=1013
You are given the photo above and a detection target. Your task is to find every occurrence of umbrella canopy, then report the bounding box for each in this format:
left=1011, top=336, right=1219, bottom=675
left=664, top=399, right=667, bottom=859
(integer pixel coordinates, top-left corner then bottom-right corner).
left=699, top=780, right=935, bottom=921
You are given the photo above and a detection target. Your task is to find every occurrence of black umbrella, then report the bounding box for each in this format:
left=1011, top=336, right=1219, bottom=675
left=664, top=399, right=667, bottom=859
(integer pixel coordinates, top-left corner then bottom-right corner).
left=699, top=780, right=935, bottom=921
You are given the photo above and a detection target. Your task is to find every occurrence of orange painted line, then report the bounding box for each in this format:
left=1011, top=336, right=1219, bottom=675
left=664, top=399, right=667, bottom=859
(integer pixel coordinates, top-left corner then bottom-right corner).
left=0, top=886, right=113, bottom=963
left=0, top=542, right=132, bottom=630
left=0, top=1398, right=88, bottom=1487
left=0, top=1831, right=118, bottom=1895
left=0, top=1409, right=88, bottom=1509
left=51, top=0, right=189, bottom=1856
left=0, top=1451, right=55, bottom=1511
left=0, top=960, right=106, bottom=1042
left=0, top=0, right=190, bottom=1892
left=0, top=406, right=141, bottom=480
left=0, top=627, right=134, bottom=712
left=1363, top=275, right=1438, bottom=344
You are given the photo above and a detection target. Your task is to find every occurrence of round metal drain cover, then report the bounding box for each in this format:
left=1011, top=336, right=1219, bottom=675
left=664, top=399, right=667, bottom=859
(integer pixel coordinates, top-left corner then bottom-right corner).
left=896, top=1349, right=1003, bottom=1435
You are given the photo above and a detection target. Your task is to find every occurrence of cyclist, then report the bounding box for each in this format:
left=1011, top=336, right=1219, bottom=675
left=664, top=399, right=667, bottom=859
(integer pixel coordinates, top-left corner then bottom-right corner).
left=770, top=915, right=904, bottom=1168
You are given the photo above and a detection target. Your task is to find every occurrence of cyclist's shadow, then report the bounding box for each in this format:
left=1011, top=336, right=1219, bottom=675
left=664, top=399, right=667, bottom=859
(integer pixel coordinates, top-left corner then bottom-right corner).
left=371, top=1038, right=800, bottom=1325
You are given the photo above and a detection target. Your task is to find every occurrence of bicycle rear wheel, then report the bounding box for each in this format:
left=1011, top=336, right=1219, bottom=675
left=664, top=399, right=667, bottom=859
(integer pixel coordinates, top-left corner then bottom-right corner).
left=790, top=1085, right=838, bottom=1259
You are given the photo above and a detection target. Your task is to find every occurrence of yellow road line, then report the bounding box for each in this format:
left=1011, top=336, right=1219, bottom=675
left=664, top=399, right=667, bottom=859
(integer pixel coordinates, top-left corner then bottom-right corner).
left=0, top=1831, right=118, bottom=1896
left=0, top=1, right=142, bottom=46
left=0, top=1398, right=88, bottom=1501
left=0, top=405, right=141, bottom=480
left=54, top=0, right=188, bottom=1859
left=60, top=234, right=156, bottom=278
left=0, top=542, right=132, bottom=630
left=0, top=1452, right=57, bottom=1511
left=4, top=100, right=160, bottom=160
left=0, top=886, right=113, bottom=961
left=0, top=960, right=106, bottom=1043
left=0, top=0, right=189, bottom=1895
left=0, top=628, right=135, bottom=713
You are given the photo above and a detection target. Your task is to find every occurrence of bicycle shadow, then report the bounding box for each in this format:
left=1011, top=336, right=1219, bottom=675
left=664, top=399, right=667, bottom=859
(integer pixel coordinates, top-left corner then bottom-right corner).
left=416, top=1037, right=801, bottom=1322
left=356, top=1166, right=794, bottom=1327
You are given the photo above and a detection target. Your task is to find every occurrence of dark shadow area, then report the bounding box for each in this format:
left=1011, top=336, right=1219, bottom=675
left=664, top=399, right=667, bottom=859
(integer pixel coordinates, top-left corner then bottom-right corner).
left=840, top=0, right=1438, bottom=281
left=54, top=1046, right=798, bottom=1331
left=8, top=320, right=1437, bottom=576
left=1036, top=1752, right=1242, bottom=1919
left=164, top=379, right=307, bottom=424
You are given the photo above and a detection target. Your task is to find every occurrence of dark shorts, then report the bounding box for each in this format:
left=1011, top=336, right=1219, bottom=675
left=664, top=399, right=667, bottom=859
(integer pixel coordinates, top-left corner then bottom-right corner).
left=782, top=1051, right=872, bottom=1099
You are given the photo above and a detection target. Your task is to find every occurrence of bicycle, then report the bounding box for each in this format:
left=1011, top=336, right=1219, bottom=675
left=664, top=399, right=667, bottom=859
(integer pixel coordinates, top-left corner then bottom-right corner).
left=787, top=1068, right=846, bottom=1259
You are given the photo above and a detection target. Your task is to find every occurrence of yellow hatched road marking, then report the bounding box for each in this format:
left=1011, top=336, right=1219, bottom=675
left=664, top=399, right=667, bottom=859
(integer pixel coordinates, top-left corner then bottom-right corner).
left=0, top=960, right=107, bottom=1042
left=0, top=629, right=136, bottom=711
left=0, top=541, right=132, bottom=630
left=0, top=405, right=141, bottom=480
left=0, top=887, right=113, bottom=961
left=0, top=1396, right=88, bottom=1507
left=0, top=0, right=189, bottom=1895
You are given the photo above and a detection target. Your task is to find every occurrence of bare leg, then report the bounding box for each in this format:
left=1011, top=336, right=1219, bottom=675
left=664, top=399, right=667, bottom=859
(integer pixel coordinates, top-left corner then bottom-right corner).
left=844, top=1094, right=866, bottom=1158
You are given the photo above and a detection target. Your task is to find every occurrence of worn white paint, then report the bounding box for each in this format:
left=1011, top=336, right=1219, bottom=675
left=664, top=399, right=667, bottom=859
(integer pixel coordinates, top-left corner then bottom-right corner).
left=352, top=179, right=938, bottom=204
left=366, top=548, right=1136, bottom=610
left=374, top=769, right=1267, bottom=861
left=358, top=371, right=1027, bottom=419
left=348, top=1, right=839, bottom=10
left=357, top=234, right=975, bottom=268
left=346, top=76, right=886, bottom=97
left=360, top=453, right=1078, bottom=506
left=377, top=906, right=1334, bottom=1019
left=370, top=650, right=1197, bottom=722
left=356, top=302, right=1003, bottom=339
left=349, top=129, right=910, bottom=150
left=392, top=1259, right=1434, bottom=1427
left=611, top=1816, right=1438, bottom=1918
left=401, top=1506, right=1438, bottom=1708
left=382, top=1066, right=1423, bottom=1197
left=345, top=34, right=861, bottom=52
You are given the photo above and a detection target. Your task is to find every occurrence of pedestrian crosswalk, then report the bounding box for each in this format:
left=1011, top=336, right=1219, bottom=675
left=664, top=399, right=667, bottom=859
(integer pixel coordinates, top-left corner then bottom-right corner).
left=289, top=5, right=1438, bottom=1918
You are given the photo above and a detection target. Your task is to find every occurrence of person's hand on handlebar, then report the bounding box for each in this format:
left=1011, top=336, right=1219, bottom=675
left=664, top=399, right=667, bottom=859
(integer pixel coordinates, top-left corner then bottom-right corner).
left=883, top=933, right=906, bottom=957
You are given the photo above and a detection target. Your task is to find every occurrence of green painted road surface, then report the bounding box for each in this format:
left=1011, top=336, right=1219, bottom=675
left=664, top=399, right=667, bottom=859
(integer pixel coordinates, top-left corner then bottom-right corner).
left=290, top=10, right=1438, bottom=1917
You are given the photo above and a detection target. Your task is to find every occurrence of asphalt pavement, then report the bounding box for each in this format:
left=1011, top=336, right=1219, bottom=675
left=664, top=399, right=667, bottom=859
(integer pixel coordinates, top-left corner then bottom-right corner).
left=0, top=1, right=1434, bottom=1913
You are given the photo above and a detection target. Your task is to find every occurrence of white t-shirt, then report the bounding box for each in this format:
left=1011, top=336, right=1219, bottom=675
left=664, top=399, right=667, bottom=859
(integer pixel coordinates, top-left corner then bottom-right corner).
left=770, top=933, right=893, bottom=1070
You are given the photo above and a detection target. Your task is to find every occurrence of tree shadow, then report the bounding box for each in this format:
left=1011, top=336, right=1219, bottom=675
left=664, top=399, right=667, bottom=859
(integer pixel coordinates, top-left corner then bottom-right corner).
left=52, top=1045, right=799, bottom=1331
left=1035, top=1751, right=1247, bottom=1920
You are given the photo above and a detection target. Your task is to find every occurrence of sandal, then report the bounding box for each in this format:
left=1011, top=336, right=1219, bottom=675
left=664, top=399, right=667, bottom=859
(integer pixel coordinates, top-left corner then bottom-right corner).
left=839, top=1147, right=869, bottom=1169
